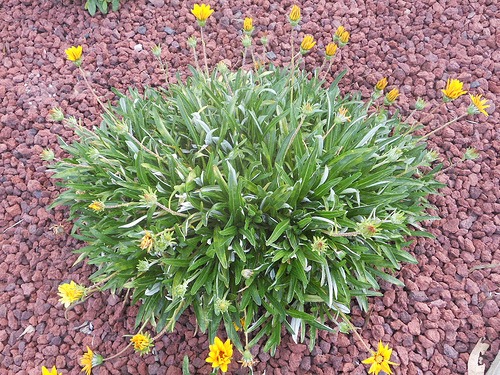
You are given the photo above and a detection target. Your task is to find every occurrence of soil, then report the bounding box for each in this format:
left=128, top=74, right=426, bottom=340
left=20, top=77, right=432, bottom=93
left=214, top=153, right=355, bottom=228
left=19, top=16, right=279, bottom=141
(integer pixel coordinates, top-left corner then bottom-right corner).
left=0, top=0, right=498, bottom=374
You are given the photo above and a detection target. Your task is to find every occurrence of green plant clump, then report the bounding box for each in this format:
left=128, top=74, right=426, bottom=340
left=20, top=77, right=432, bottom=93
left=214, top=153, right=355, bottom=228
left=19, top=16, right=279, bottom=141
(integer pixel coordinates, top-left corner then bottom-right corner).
left=52, top=66, right=441, bottom=354
left=84, top=0, right=120, bottom=15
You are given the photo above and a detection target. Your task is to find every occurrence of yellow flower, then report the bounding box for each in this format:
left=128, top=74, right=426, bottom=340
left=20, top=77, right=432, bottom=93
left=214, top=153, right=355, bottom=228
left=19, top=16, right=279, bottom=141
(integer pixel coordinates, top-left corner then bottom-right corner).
left=206, top=337, right=233, bottom=373
left=325, top=42, right=338, bottom=58
left=191, top=3, right=214, bottom=26
left=42, top=366, right=62, bottom=375
left=300, top=35, right=316, bottom=54
left=441, top=78, right=467, bottom=101
left=335, top=26, right=345, bottom=38
left=339, top=30, right=350, bottom=46
left=468, top=94, right=490, bottom=116
left=58, top=281, right=85, bottom=308
left=375, top=77, right=388, bottom=91
left=139, top=230, right=154, bottom=252
left=289, top=5, right=301, bottom=24
left=243, top=17, right=254, bottom=34
left=362, top=341, right=398, bottom=375
left=130, top=332, right=154, bottom=355
left=65, top=45, right=83, bottom=64
left=385, top=88, right=399, bottom=104
left=80, top=346, right=103, bottom=375
left=233, top=318, right=246, bottom=331
left=88, top=201, right=105, bottom=212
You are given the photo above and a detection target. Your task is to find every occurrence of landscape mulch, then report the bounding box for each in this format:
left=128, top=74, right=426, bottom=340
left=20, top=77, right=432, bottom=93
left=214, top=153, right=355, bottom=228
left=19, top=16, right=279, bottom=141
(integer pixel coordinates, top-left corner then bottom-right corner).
left=0, top=0, right=498, bottom=374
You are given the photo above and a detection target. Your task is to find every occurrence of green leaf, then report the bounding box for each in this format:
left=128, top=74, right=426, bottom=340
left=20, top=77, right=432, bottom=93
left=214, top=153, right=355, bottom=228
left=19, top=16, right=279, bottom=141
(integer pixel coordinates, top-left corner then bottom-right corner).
left=266, top=219, right=290, bottom=246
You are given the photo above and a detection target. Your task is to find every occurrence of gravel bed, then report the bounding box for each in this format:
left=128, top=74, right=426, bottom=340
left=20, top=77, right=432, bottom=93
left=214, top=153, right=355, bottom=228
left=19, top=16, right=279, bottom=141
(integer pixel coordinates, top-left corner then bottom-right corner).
left=0, top=0, right=498, bottom=374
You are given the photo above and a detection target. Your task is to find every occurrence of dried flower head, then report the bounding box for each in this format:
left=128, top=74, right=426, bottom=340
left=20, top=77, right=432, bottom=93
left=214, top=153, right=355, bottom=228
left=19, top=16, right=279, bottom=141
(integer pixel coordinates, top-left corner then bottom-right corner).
left=206, top=337, right=233, bottom=373
left=48, top=107, right=65, bottom=122
left=191, top=3, right=214, bottom=26
left=241, top=269, right=254, bottom=279
left=312, top=236, right=329, bottom=254
left=141, top=189, right=157, bottom=206
left=40, top=148, right=55, bottom=161
left=242, top=34, right=252, bottom=48
left=41, top=366, right=62, bottom=375
left=151, top=44, right=162, bottom=58
left=441, top=78, right=467, bottom=102
left=65, top=45, right=83, bottom=65
left=172, top=282, right=188, bottom=299
left=300, top=35, right=316, bottom=54
left=463, top=147, right=480, bottom=160
left=243, top=17, right=254, bottom=34
left=325, top=42, right=338, bottom=59
left=375, top=77, right=388, bottom=91
left=334, top=106, right=351, bottom=124
left=187, top=36, right=198, bottom=49
left=58, top=280, right=85, bottom=308
left=384, top=88, right=399, bottom=104
left=468, top=94, right=490, bottom=116
left=80, top=346, right=103, bottom=375
left=362, top=341, right=398, bottom=375
left=130, top=332, right=154, bottom=355
left=140, top=230, right=154, bottom=252
left=88, top=200, right=105, bottom=212
left=356, top=217, right=382, bottom=238
left=289, top=5, right=301, bottom=25
left=239, top=349, right=257, bottom=368
left=214, top=297, right=231, bottom=315
left=260, top=34, right=269, bottom=46
left=414, top=97, right=427, bottom=110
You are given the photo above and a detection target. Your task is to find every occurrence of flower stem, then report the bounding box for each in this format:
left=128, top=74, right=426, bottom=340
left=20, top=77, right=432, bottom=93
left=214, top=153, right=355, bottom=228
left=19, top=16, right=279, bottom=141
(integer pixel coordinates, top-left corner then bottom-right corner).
left=191, top=46, right=201, bottom=71
left=200, top=27, right=209, bottom=75
left=337, top=310, right=372, bottom=353
left=242, top=46, right=247, bottom=67
left=418, top=113, right=467, bottom=141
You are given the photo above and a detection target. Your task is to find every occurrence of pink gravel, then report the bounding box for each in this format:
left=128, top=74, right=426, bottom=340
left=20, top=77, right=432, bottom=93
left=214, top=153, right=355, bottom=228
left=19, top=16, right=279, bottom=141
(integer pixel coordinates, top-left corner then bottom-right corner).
left=0, top=0, right=498, bottom=374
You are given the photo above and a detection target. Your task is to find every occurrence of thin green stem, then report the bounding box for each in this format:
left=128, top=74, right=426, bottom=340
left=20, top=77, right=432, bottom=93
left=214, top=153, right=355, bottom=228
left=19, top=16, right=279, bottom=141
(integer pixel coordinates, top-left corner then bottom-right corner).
left=337, top=310, right=372, bottom=353
left=200, top=27, right=209, bottom=75
left=242, top=46, right=247, bottom=67
left=418, top=113, right=467, bottom=141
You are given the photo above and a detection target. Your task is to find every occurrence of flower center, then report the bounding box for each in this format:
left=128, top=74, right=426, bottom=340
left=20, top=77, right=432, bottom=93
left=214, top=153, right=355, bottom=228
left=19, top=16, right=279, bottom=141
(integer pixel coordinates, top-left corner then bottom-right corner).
left=375, top=354, right=384, bottom=364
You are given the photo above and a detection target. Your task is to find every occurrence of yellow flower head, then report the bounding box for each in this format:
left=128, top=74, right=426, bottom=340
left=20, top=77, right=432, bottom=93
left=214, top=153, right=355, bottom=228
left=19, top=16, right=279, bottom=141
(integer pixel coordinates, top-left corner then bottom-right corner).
left=88, top=200, right=105, bottom=212
left=375, top=77, right=388, bottom=91
left=441, top=78, right=467, bottom=101
left=339, top=30, right=350, bottom=46
left=385, top=88, right=399, bottom=104
left=140, top=230, right=154, bottom=252
left=300, top=35, right=316, bottom=54
left=42, top=366, right=62, bottom=375
left=362, top=341, right=398, bottom=375
left=206, top=337, right=233, bottom=373
left=65, top=45, right=83, bottom=65
left=468, top=94, right=490, bottom=116
left=325, top=42, right=338, bottom=58
left=130, top=332, right=154, bottom=355
left=335, top=25, right=345, bottom=38
left=289, top=5, right=301, bottom=24
left=233, top=317, right=246, bottom=332
left=191, top=4, right=214, bottom=26
left=80, top=346, right=103, bottom=375
left=58, top=280, right=85, bottom=308
left=243, top=17, right=254, bottom=34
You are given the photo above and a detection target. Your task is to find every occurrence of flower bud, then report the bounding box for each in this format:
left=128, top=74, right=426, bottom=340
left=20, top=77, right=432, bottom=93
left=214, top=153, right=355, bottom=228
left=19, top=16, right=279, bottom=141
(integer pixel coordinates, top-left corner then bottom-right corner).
left=241, top=269, right=254, bottom=279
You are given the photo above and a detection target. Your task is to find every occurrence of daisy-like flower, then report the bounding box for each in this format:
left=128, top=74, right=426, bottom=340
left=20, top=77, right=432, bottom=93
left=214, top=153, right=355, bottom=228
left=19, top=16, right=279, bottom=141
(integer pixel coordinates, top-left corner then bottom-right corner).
left=130, top=332, right=154, bottom=355
left=206, top=337, right=233, bottom=373
left=80, top=346, right=103, bottom=375
left=300, top=35, right=316, bottom=54
left=468, top=94, right=490, bottom=116
left=243, top=17, right=254, bottom=35
left=441, top=78, right=467, bottom=102
left=325, top=42, right=338, bottom=59
left=362, top=341, right=398, bottom=375
left=58, top=280, right=85, bottom=308
left=334, top=26, right=345, bottom=39
left=139, top=230, right=154, bottom=252
left=191, top=3, right=214, bottom=27
left=65, top=45, right=83, bottom=66
left=41, top=366, right=62, bottom=375
left=88, top=201, right=105, bottom=212
left=375, top=77, right=388, bottom=91
left=289, top=5, right=301, bottom=25
left=384, top=88, right=399, bottom=105
left=338, top=30, right=350, bottom=47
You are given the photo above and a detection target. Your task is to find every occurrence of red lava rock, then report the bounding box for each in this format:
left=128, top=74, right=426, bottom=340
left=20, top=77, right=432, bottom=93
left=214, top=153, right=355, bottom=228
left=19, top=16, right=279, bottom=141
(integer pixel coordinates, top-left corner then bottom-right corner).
left=482, top=300, right=499, bottom=318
